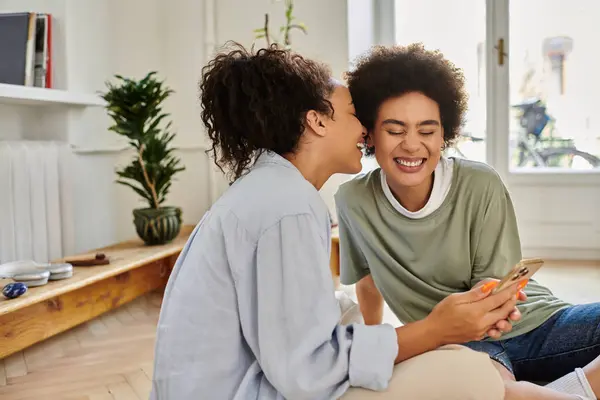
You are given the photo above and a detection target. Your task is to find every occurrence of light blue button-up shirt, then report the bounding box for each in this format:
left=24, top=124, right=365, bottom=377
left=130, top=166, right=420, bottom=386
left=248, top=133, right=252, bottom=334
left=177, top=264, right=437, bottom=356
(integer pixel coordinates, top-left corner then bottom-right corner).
left=150, top=152, right=398, bottom=400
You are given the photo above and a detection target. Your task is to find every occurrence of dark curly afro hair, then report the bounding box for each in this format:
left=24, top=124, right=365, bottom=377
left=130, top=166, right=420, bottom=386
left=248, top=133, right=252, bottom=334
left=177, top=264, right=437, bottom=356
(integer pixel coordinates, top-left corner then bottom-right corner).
left=345, top=43, right=468, bottom=156
left=199, top=42, right=334, bottom=181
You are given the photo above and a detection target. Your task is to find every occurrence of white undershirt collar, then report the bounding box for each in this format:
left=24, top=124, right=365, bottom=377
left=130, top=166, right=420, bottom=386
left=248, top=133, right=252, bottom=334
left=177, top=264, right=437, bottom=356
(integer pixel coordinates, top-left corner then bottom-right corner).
left=380, top=157, right=454, bottom=219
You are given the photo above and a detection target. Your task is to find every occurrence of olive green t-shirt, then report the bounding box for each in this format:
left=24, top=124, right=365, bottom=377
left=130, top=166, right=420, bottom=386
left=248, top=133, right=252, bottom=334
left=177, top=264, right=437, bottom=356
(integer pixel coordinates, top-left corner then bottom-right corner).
left=334, top=158, right=570, bottom=341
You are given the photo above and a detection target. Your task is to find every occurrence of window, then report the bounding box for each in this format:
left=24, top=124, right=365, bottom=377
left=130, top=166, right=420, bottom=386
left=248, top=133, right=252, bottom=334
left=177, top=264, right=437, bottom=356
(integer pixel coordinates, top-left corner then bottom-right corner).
left=508, top=0, right=600, bottom=171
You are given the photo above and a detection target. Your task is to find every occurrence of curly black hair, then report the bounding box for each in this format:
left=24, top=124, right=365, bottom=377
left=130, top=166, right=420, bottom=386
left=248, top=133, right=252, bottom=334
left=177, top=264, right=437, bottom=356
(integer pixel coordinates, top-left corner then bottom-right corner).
left=199, top=42, right=335, bottom=181
left=345, top=43, right=468, bottom=156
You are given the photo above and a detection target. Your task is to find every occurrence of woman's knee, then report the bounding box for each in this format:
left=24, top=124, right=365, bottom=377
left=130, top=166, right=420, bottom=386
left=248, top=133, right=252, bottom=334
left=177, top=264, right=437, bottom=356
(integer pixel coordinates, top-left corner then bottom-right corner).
left=492, top=359, right=517, bottom=382
left=342, top=345, right=505, bottom=399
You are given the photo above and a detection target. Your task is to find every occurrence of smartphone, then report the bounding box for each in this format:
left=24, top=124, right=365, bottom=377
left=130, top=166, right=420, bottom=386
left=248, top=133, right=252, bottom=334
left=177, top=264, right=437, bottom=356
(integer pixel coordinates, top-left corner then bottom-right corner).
left=491, top=258, right=544, bottom=294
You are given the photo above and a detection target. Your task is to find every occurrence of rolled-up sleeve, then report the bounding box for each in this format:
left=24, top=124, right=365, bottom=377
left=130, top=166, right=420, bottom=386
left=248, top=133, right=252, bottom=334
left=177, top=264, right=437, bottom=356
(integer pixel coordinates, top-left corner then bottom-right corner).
left=239, top=213, right=398, bottom=399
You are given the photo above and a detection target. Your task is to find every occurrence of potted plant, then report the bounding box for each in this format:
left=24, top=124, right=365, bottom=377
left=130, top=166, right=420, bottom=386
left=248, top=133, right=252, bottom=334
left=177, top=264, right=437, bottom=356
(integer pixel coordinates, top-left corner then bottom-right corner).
left=100, top=71, right=185, bottom=245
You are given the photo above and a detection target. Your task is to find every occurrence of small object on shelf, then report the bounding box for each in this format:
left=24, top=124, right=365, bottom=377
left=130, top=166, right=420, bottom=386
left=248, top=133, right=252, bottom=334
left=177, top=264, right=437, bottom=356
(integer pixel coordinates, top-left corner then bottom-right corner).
left=12, top=269, right=50, bottom=287
left=0, top=260, right=74, bottom=285
left=63, top=253, right=110, bottom=266
left=2, top=282, right=27, bottom=299
left=46, top=263, right=73, bottom=280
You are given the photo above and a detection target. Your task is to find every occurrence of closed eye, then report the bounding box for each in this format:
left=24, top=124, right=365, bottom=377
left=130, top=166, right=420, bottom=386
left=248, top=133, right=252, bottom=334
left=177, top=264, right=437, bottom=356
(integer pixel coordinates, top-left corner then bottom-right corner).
left=386, top=131, right=404, bottom=135
left=420, top=131, right=435, bottom=135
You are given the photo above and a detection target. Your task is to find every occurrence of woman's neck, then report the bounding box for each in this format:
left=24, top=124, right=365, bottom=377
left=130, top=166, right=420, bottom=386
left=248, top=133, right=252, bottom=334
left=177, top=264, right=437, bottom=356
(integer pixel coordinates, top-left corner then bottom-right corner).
left=388, top=173, right=434, bottom=212
left=283, top=151, right=332, bottom=191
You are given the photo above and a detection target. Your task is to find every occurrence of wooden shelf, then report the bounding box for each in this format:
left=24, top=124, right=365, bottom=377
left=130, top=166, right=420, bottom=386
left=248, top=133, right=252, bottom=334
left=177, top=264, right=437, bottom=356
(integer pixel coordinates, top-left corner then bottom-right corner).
left=0, top=83, right=106, bottom=107
left=0, top=225, right=194, bottom=359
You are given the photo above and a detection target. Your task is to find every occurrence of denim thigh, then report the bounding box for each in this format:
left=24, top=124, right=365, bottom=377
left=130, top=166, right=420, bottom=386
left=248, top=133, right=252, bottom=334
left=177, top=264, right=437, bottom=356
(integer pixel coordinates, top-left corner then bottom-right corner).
left=462, top=303, right=600, bottom=382
left=504, top=303, right=600, bottom=382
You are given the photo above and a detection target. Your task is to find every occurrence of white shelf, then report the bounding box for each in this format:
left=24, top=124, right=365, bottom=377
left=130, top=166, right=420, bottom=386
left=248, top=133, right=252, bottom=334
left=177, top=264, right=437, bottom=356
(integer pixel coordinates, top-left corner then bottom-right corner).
left=0, top=83, right=106, bottom=107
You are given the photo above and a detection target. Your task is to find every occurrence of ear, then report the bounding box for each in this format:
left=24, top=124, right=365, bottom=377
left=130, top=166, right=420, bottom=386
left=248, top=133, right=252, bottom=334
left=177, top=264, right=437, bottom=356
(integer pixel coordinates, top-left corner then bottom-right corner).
left=305, top=110, right=328, bottom=138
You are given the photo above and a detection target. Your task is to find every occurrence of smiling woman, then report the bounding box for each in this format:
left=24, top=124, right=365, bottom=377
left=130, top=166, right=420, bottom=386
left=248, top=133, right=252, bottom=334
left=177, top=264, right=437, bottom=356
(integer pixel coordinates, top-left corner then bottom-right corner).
left=374, top=94, right=445, bottom=209
left=335, top=43, right=600, bottom=399
left=346, top=43, right=467, bottom=211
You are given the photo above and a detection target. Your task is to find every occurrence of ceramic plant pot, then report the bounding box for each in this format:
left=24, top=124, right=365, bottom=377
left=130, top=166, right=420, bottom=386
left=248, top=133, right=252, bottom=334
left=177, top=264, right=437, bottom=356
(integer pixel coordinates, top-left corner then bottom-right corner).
left=133, top=206, right=182, bottom=246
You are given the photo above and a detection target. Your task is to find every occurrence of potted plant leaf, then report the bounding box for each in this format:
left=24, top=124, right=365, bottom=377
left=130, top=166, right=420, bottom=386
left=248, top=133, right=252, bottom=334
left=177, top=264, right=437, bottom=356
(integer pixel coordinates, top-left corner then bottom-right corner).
left=253, top=0, right=307, bottom=49
left=100, top=71, right=185, bottom=245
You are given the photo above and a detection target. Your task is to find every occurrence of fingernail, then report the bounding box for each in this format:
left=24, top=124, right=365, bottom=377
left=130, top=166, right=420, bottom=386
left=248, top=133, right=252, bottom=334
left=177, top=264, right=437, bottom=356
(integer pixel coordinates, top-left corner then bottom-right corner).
left=517, top=279, right=529, bottom=291
left=481, top=281, right=498, bottom=293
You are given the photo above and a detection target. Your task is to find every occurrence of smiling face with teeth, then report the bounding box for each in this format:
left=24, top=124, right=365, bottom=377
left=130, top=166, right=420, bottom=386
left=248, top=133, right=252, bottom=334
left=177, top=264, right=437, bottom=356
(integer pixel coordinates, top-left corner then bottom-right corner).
left=369, top=91, right=444, bottom=210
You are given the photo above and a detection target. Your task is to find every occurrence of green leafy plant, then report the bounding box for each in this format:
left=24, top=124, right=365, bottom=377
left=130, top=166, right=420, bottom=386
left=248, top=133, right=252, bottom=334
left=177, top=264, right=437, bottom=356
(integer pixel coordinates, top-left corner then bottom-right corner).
left=253, top=0, right=307, bottom=49
left=100, top=72, right=185, bottom=210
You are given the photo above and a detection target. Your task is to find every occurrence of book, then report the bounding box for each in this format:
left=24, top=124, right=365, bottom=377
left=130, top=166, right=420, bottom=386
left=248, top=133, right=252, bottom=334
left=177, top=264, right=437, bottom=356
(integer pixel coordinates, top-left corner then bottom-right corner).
left=0, top=12, right=53, bottom=88
left=34, top=14, right=52, bottom=88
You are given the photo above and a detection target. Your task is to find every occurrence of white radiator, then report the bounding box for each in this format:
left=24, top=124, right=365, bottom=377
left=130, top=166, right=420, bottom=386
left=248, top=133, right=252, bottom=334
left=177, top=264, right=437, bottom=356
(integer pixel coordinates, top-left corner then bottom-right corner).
left=0, top=141, right=71, bottom=264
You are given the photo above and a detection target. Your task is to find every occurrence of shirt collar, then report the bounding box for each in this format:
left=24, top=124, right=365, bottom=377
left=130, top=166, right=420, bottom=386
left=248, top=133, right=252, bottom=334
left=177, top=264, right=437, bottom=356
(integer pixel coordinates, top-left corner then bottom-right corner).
left=253, top=150, right=297, bottom=170
left=253, top=150, right=335, bottom=227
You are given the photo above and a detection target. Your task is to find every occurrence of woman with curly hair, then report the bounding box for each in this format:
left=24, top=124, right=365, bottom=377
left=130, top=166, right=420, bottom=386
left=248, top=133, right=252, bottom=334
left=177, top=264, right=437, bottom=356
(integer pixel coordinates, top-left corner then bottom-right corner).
left=149, top=43, right=518, bottom=400
left=336, top=43, right=600, bottom=399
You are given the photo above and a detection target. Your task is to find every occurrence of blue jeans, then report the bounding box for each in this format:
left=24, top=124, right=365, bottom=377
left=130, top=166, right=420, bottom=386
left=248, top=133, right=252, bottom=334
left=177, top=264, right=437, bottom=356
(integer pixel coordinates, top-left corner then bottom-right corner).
left=463, top=303, right=600, bottom=382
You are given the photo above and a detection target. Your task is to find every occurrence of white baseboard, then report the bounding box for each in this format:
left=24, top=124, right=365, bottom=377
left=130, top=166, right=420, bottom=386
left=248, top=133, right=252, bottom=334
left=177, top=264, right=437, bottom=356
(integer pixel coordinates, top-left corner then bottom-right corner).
left=522, top=247, right=600, bottom=261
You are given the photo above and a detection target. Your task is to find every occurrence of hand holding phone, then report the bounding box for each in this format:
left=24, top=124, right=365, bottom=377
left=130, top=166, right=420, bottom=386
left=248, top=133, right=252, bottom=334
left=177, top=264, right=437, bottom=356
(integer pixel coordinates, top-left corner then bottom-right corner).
left=427, top=281, right=520, bottom=344
left=491, top=258, right=544, bottom=295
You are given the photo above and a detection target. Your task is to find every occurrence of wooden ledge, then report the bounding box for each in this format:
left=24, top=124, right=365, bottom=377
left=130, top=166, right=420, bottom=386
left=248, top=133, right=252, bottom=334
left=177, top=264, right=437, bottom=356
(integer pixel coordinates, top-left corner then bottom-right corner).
left=0, top=225, right=194, bottom=359
left=0, top=225, right=194, bottom=317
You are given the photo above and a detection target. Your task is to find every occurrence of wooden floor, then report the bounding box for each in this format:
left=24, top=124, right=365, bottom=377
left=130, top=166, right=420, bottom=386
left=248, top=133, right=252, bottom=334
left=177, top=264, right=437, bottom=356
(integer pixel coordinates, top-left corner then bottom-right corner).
left=0, top=260, right=598, bottom=399
left=0, top=291, right=163, bottom=400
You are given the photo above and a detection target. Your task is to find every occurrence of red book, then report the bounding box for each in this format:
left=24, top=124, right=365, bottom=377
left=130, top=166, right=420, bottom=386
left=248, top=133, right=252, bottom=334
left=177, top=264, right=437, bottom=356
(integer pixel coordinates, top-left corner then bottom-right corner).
left=45, top=14, right=52, bottom=88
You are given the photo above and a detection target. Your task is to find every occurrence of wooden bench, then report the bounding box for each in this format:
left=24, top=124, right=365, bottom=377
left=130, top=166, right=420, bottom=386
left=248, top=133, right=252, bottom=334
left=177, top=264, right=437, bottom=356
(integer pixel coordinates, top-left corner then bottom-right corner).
left=0, top=225, right=194, bottom=360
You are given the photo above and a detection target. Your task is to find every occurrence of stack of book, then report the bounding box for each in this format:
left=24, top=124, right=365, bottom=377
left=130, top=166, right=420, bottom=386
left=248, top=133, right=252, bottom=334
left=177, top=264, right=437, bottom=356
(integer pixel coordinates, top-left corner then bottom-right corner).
left=0, top=12, right=53, bottom=88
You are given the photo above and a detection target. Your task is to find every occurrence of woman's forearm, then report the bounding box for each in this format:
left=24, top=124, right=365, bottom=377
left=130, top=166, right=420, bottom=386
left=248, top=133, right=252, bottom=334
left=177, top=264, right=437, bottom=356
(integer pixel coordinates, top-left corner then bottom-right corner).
left=393, top=317, right=444, bottom=363
left=356, top=275, right=384, bottom=325
left=356, top=275, right=445, bottom=364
